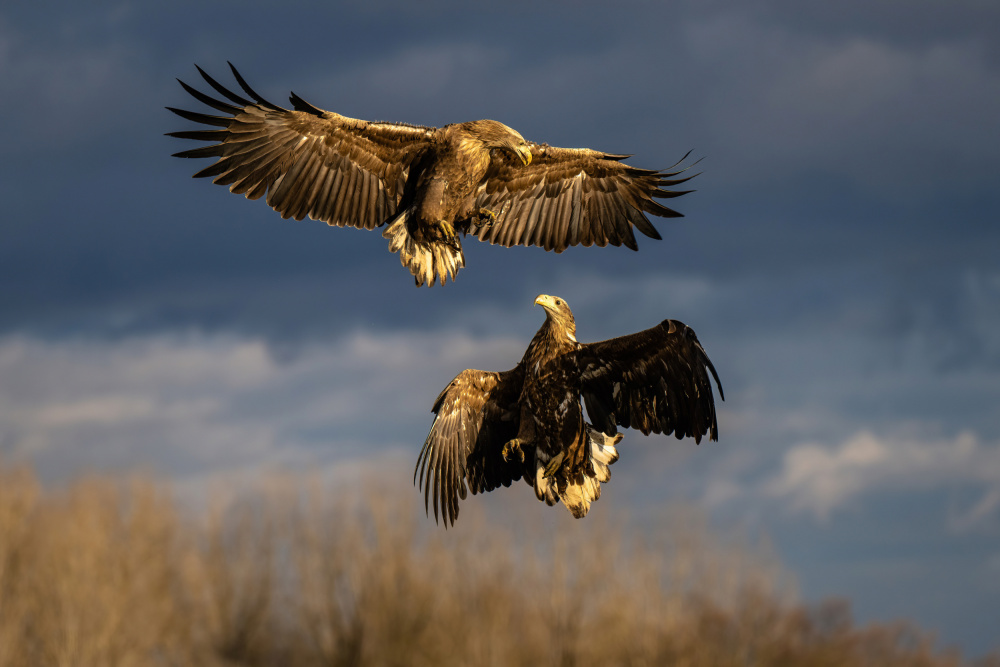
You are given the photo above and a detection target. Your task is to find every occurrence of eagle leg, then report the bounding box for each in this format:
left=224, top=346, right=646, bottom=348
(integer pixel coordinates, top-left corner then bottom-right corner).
left=476, top=207, right=498, bottom=230
left=542, top=451, right=565, bottom=478
left=502, top=438, right=526, bottom=463
left=436, top=220, right=463, bottom=253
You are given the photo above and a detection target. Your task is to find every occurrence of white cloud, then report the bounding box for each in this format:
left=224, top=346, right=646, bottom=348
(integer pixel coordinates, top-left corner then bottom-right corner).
left=952, top=487, right=1000, bottom=533
left=0, top=330, right=522, bottom=484
left=34, top=396, right=160, bottom=427
left=762, top=430, right=1000, bottom=525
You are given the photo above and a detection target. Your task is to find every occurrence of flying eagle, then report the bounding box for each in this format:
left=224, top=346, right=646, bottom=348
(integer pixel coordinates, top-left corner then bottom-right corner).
left=167, top=64, right=696, bottom=286
left=415, top=295, right=723, bottom=526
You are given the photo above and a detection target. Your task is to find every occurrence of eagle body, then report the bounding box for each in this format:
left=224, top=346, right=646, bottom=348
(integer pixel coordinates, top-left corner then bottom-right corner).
left=402, top=122, right=516, bottom=225
left=168, top=65, right=697, bottom=286
left=415, top=295, right=724, bottom=526
left=386, top=121, right=520, bottom=283
left=514, top=308, right=592, bottom=507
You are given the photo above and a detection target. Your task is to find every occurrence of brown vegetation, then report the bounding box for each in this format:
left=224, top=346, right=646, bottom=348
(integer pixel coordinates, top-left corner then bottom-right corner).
left=0, top=461, right=994, bottom=666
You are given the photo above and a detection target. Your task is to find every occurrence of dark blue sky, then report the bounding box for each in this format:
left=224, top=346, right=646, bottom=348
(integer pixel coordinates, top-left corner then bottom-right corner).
left=2, top=0, right=998, bottom=656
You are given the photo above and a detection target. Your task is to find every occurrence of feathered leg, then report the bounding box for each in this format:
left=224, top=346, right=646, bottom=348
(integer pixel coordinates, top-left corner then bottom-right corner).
left=546, top=426, right=624, bottom=519
left=382, top=210, right=465, bottom=287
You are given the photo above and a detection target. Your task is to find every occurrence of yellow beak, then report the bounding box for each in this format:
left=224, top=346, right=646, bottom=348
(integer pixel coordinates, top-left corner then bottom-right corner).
left=517, top=146, right=532, bottom=166
left=535, top=294, right=553, bottom=308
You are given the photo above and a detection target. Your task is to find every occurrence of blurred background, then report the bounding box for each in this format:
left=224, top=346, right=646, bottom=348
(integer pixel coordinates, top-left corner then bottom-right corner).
left=1, top=0, right=998, bottom=662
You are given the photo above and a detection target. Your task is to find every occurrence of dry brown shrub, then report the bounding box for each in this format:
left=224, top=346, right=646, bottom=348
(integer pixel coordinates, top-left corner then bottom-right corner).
left=0, top=461, right=988, bottom=666
left=0, top=467, right=187, bottom=666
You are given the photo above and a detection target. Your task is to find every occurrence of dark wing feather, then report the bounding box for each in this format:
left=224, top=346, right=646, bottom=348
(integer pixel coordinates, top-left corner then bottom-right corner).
left=471, top=144, right=695, bottom=252
left=414, top=366, right=524, bottom=527
left=578, top=319, right=723, bottom=443
left=167, top=64, right=436, bottom=229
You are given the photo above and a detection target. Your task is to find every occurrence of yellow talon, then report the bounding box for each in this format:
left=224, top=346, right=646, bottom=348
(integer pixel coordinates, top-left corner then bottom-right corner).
left=437, top=219, right=462, bottom=252
left=502, top=439, right=524, bottom=463
left=543, top=451, right=565, bottom=478
left=476, top=207, right=498, bottom=231
left=438, top=219, right=455, bottom=239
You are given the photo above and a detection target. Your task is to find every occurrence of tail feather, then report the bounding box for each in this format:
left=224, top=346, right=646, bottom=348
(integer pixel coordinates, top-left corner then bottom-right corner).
left=382, top=212, right=464, bottom=287
left=586, top=429, right=621, bottom=482
left=533, top=426, right=624, bottom=519
left=534, top=465, right=559, bottom=506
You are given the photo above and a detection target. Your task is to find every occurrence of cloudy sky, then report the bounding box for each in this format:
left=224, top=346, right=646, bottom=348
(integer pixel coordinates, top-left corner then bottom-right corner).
left=2, top=0, right=998, bottom=655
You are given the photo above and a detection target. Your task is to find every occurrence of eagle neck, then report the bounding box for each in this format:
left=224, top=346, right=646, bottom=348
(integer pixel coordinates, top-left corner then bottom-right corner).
left=527, top=318, right=577, bottom=365
left=450, top=127, right=491, bottom=179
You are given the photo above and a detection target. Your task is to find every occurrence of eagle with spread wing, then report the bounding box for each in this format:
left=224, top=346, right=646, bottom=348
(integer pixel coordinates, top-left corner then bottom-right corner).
left=415, top=295, right=723, bottom=526
left=168, top=64, right=696, bottom=286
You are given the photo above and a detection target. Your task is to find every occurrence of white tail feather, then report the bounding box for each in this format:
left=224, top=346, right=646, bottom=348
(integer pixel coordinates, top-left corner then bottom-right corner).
left=534, top=466, right=559, bottom=506
left=382, top=212, right=465, bottom=287
left=532, top=426, right=623, bottom=518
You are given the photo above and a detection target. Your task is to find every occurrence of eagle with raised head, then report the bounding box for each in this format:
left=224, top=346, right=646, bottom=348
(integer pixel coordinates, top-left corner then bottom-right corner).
left=415, top=295, right=723, bottom=526
left=168, top=64, right=696, bottom=286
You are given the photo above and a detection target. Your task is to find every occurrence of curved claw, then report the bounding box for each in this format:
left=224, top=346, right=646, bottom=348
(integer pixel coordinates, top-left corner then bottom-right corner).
left=543, top=451, right=565, bottom=478
left=474, top=207, right=499, bottom=232
left=437, top=219, right=462, bottom=252
left=502, top=439, right=525, bottom=463
left=477, top=207, right=498, bottom=228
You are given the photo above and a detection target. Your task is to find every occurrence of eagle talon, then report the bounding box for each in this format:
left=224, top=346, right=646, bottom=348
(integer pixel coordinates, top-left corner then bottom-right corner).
left=437, top=219, right=462, bottom=252
left=437, top=219, right=455, bottom=240
left=543, top=451, right=565, bottom=478
left=502, top=439, right=525, bottom=463
left=476, top=207, right=498, bottom=230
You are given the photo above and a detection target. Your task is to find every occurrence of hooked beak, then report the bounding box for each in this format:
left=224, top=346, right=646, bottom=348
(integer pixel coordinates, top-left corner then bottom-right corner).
left=516, top=145, right=532, bottom=166
left=535, top=294, right=554, bottom=309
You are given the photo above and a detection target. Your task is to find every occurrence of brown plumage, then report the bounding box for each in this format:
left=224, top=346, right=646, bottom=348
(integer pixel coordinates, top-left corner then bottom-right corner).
left=415, top=295, right=724, bottom=526
left=168, top=64, right=697, bottom=286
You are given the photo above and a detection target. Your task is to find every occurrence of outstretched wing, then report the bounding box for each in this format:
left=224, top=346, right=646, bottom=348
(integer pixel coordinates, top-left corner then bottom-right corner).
left=167, top=64, right=436, bottom=229
left=578, top=319, right=723, bottom=443
left=414, top=366, right=525, bottom=527
left=470, top=144, right=696, bottom=252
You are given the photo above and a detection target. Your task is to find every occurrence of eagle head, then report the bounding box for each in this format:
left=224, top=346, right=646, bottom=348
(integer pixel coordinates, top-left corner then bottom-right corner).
left=535, top=294, right=577, bottom=338
left=473, top=119, right=532, bottom=166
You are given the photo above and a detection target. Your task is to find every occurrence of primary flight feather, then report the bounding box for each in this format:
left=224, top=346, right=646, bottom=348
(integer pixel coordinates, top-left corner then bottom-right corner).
left=167, top=64, right=697, bottom=286
left=415, top=295, right=723, bottom=526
